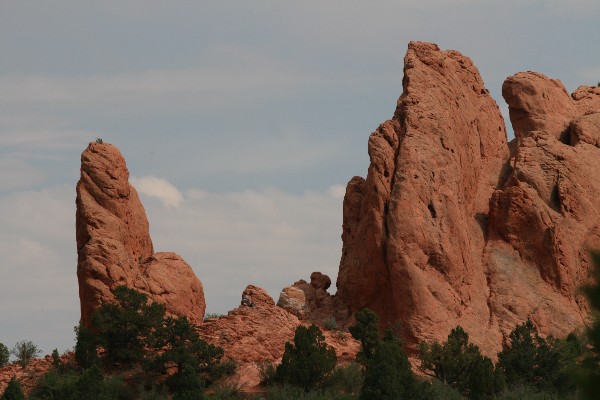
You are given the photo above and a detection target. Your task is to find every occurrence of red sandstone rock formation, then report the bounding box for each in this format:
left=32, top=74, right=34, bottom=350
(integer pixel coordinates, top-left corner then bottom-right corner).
left=0, top=353, right=74, bottom=395
left=487, top=72, right=600, bottom=342
left=278, top=272, right=349, bottom=325
left=76, top=142, right=205, bottom=327
left=199, top=285, right=359, bottom=389
left=333, top=42, right=600, bottom=356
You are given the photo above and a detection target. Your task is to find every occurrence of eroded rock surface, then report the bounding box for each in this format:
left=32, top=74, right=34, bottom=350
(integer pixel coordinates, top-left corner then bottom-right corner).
left=332, top=42, right=600, bottom=356
left=199, top=285, right=359, bottom=389
left=76, top=142, right=205, bottom=327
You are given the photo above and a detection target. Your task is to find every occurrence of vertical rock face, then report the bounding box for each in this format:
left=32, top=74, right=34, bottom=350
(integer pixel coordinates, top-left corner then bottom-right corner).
left=76, top=142, right=205, bottom=327
left=486, top=73, right=600, bottom=342
left=335, top=42, right=600, bottom=356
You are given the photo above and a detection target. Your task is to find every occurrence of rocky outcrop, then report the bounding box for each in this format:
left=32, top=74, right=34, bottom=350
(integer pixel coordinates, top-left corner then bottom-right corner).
left=76, top=142, right=205, bottom=327
left=0, top=353, right=74, bottom=395
left=278, top=272, right=349, bottom=325
left=199, top=285, right=359, bottom=389
left=332, top=42, right=600, bottom=356
left=487, top=72, right=600, bottom=342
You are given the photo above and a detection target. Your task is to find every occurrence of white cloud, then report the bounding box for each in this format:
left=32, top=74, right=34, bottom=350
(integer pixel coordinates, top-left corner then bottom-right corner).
left=0, top=185, right=79, bottom=353
left=140, top=184, right=345, bottom=314
left=131, top=175, right=183, bottom=208
left=0, top=182, right=346, bottom=353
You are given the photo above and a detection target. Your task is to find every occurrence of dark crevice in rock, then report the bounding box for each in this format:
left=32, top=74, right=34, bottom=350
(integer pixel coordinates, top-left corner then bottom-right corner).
left=559, top=126, right=573, bottom=146
left=428, top=202, right=437, bottom=219
left=550, top=183, right=562, bottom=213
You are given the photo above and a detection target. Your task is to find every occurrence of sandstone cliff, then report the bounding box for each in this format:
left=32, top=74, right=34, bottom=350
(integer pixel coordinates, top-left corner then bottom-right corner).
left=76, top=142, right=205, bottom=327
left=329, top=42, right=600, bottom=356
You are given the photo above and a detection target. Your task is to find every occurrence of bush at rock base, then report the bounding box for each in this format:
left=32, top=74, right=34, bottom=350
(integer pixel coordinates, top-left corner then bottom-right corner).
left=275, top=324, right=337, bottom=391
left=0, top=378, right=25, bottom=400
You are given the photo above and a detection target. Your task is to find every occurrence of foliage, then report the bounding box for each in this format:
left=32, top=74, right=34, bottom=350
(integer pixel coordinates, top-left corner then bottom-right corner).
left=0, top=343, right=8, bottom=367
left=173, top=365, right=204, bottom=400
left=74, top=323, right=98, bottom=369
left=266, top=385, right=357, bottom=400
left=497, top=319, right=579, bottom=395
left=419, top=326, right=503, bottom=399
left=258, top=360, right=278, bottom=386
left=29, top=364, right=130, bottom=400
left=322, top=362, right=363, bottom=395
left=29, top=369, right=80, bottom=400
left=348, top=308, right=379, bottom=364
left=578, top=251, right=600, bottom=399
left=361, top=334, right=432, bottom=400
left=92, top=285, right=165, bottom=364
left=1, top=378, right=25, bottom=400
left=137, top=385, right=170, bottom=400
left=51, top=349, right=61, bottom=368
left=493, top=384, right=576, bottom=400
left=10, top=340, right=41, bottom=367
left=322, top=317, right=337, bottom=331
left=429, top=378, right=465, bottom=400
left=204, top=313, right=223, bottom=320
left=275, top=324, right=337, bottom=391
left=149, top=315, right=226, bottom=387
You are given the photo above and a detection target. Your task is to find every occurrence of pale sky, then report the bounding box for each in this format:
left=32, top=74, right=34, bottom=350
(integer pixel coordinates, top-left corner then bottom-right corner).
left=1, top=1, right=600, bottom=354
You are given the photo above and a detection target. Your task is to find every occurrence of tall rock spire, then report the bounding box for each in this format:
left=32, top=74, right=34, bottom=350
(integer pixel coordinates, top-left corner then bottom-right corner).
left=76, top=142, right=205, bottom=327
left=335, top=42, right=600, bottom=356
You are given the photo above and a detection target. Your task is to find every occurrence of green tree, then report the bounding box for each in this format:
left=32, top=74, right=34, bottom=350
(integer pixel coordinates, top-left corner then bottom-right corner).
left=579, top=251, right=600, bottom=399
left=75, top=364, right=105, bottom=400
left=51, top=349, right=61, bottom=368
left=348, top=308, right=380, bottom=364
left=28, top=369, right=80, bottom=400
left=74, top=324, right=98, bottom=369
left=419, top=326, right=503, bottom=399
left=275, top=324, right=337, bottom=391
left=497, top=319, right=578, bottom=394
left=92, top=285, right=165, bottom=364
left=10, top=340, right=41, bottom=367
left=173, top=365, right=204, bottom=400
left=361, top=334, right=432, bottom=400
left=1, top=377, right=25, bottom=400
left=149, top=315, right=225, bottom=386
left=0, top=343, right=8, bottom=367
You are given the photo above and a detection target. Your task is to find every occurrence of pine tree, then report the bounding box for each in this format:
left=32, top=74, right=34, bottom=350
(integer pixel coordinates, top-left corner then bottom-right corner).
left=75, top=324, right=98, bottom=369
left=1, top=377, right=25, bottom=400
left=275, top=324, right=337, bottom=391
left=92, top=285, right=165, bottom=363
left=419, top=326, right=503, bottom=398
left=360, top=337, right=410, bottom=400
left=148, top=315, right=224, bottom=386
left=349, top=308, right=380, bottom=364
left=173, top=365, right=204, bottom=400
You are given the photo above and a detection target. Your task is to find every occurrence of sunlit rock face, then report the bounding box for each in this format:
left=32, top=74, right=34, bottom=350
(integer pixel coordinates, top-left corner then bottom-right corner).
left=334, top=42, right=600, bottom=356
left=76, top=142, right=205, bottom=328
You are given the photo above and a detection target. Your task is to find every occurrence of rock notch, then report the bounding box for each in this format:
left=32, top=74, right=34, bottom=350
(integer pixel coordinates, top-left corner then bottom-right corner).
left=330, top=42, right=600, bottom=356
left=76, top=142, right=205, bottom=327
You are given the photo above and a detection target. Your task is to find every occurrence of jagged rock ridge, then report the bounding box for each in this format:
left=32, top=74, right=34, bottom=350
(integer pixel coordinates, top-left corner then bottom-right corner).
left=76, top=142, right=206, bottom=327
left=326, top=42, right=600, bottom=356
